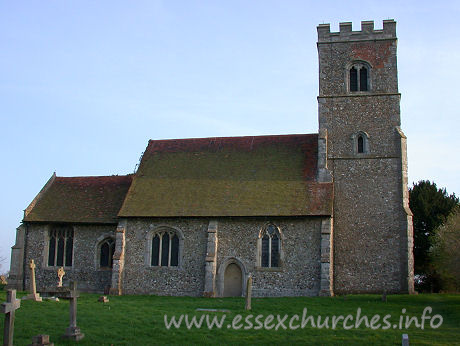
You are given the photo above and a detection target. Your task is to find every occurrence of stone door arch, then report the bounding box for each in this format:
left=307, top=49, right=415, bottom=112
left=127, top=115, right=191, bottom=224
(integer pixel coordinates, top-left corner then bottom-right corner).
left=217, top=257, right=247, bottom=297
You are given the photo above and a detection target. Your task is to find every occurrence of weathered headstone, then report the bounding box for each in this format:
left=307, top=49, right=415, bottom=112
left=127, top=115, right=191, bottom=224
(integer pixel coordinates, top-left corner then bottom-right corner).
left=62, top=281, right=84, bottom=341
left=57, top=267, right=65, bottom=288
left=1, top=289, right=21, bottom=346
left=195, top=308, right=231, bottom=313
left=0, top=276, right=7, bottom=285
left=23, top=259, right=42, bottom=302
left=45, top=297, right=59, bottom=302
left=29, top=334, right=54, bottom=346
left=402, top=334, right=409, bottom=346
left=245, top=275, right=252, bottom=311
left=98, top=296, right=109, bottom=303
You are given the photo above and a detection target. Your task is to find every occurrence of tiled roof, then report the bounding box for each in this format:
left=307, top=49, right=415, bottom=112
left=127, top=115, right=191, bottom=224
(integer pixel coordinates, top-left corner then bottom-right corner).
left=119, top=134, right=333, bottom=217
left=24, top=174, right=133, bottom=224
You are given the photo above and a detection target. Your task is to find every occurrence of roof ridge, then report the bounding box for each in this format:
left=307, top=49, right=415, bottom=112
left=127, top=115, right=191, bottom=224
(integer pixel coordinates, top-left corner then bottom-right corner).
left=147, top=133, right=318, bottom=143
left=55, top=174, right=134, bottom=179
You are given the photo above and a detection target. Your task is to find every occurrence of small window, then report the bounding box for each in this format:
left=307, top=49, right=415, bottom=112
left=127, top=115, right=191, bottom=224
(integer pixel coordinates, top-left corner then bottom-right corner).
left=151, top=229, right=180, bottom=267
left=357, top=135, right=364, bottom=153
left=349, top=62, right=370, bottom=92
left=259, top=224, right=281, bottom=268
left=48, top=226, right=73, bottom=267
left=99, top=238, right=115, bottom=268
left=352, top=131, right=370, bottom=154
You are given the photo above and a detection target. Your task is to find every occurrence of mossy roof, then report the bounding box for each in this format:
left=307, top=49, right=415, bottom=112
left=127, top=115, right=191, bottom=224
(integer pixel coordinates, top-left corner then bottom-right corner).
left=119, top=134, right=333, bottom=217
left=24, top=174, right=133, bottom=224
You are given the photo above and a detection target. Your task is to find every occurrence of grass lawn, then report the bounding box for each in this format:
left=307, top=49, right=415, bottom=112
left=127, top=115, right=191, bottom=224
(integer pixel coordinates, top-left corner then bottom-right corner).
left=0, top=291, right=459, bottom=345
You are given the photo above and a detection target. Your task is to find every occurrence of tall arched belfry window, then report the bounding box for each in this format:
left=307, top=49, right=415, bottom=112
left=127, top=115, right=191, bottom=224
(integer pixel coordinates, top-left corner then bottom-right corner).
left=349, top=62, right=370, bottom=92
left=260, top=224, right=281, bottom=268
left=48, top=225, right=73, bottom=267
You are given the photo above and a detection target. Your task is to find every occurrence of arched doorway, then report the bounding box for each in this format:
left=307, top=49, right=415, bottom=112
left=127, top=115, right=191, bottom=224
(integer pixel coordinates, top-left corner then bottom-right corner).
left=223, top=263, right=242, bottom=297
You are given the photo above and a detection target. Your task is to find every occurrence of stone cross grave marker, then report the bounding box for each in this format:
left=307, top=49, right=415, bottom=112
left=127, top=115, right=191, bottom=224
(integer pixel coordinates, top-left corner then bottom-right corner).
left=23, top=259, right=42, bottom=302
left=1, top=289, right=21, bottom=346
left=62, top=281, right=84, bottom=341
left=57, top=267, right=65, bottom=288
left=245, top=274, right=252, bottom=311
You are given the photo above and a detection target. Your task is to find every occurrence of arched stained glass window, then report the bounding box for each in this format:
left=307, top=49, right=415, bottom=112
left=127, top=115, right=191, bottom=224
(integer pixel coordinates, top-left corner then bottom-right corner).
left=48, top=226, right=73, bottom=267
left=260, top=224, right=281, bottom=268
left=151, top=229, right=180, bottom=267
left=99, top=238, right=115, bottom=268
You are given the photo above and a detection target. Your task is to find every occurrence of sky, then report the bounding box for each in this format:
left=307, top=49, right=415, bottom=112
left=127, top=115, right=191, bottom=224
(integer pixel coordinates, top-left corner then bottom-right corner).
left=0, top=1, right=459, bottom=272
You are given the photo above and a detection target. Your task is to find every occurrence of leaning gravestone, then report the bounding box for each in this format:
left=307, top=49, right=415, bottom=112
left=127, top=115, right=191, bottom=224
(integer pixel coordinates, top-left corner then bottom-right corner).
left=245, top=275, right=252, bottom=311
left=23, top=259, right=42, bottom=302
left=61, top=281, right=84, bottom=341
left=1, top=289, right=21, bottom=346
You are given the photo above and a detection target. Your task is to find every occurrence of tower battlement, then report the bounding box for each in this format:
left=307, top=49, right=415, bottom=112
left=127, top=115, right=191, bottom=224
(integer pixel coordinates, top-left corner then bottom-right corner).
left=317, top=20, right=396, bottom=42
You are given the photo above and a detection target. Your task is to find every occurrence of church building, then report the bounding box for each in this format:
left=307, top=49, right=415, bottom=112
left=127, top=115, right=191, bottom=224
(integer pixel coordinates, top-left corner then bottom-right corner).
left=8, top=20, right=415, bottom=297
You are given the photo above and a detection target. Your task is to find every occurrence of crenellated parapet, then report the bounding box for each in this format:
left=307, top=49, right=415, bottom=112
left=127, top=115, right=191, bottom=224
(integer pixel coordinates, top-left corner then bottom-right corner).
left=318, top=20, right=396, bottom=42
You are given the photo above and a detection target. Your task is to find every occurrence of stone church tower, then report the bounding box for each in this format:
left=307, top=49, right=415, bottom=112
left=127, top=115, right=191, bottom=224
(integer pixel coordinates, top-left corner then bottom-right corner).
left=317, top=20, right=414, bottom=293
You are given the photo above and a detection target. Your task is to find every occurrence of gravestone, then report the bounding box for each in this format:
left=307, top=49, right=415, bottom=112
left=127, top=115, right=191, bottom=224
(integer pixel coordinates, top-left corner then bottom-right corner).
left=195, top=308, right=231, bottom=313
left=98, top=296, right=109, bottom=303
left=45, top=297, right=59, bottom=302
left=29, top=334, right=54, bottom=346
left=23, top=260, right=42, bottom=302
left=57, top=267, right=65, bottom=288
left=402, top=334, right=409, bottom=346
left=61, top=281, right=84, bottom=341
left=1, top=289, right=21, bottom=346
left=245, top=275, right=252, bottom=311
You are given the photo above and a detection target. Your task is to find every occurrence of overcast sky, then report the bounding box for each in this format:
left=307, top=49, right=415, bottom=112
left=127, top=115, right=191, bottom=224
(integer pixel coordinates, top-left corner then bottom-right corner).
left=1, top=1, right=459, bottom=271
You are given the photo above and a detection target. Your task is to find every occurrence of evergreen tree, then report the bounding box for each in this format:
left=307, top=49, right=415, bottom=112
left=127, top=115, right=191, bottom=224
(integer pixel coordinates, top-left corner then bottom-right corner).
left=409, top=180, right=459, bottom=292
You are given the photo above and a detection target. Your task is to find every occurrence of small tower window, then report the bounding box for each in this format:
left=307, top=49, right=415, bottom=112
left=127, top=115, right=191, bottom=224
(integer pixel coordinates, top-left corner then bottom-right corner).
left=348, top=62, right=370, bottom=92
left=357, top=135, right=364, bottom=153
left=352, top=131, right=370, bottom=155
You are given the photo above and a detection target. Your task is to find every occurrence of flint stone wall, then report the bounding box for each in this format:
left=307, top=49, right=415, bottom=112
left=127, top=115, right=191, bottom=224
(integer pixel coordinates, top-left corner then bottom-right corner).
left=216, top=217, right=322, bottom=297
left=23, top=224, right=116, bottom=293
left=23, top=217, right=326, bottom=296
left=120, top=217, right=322, bottom=297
